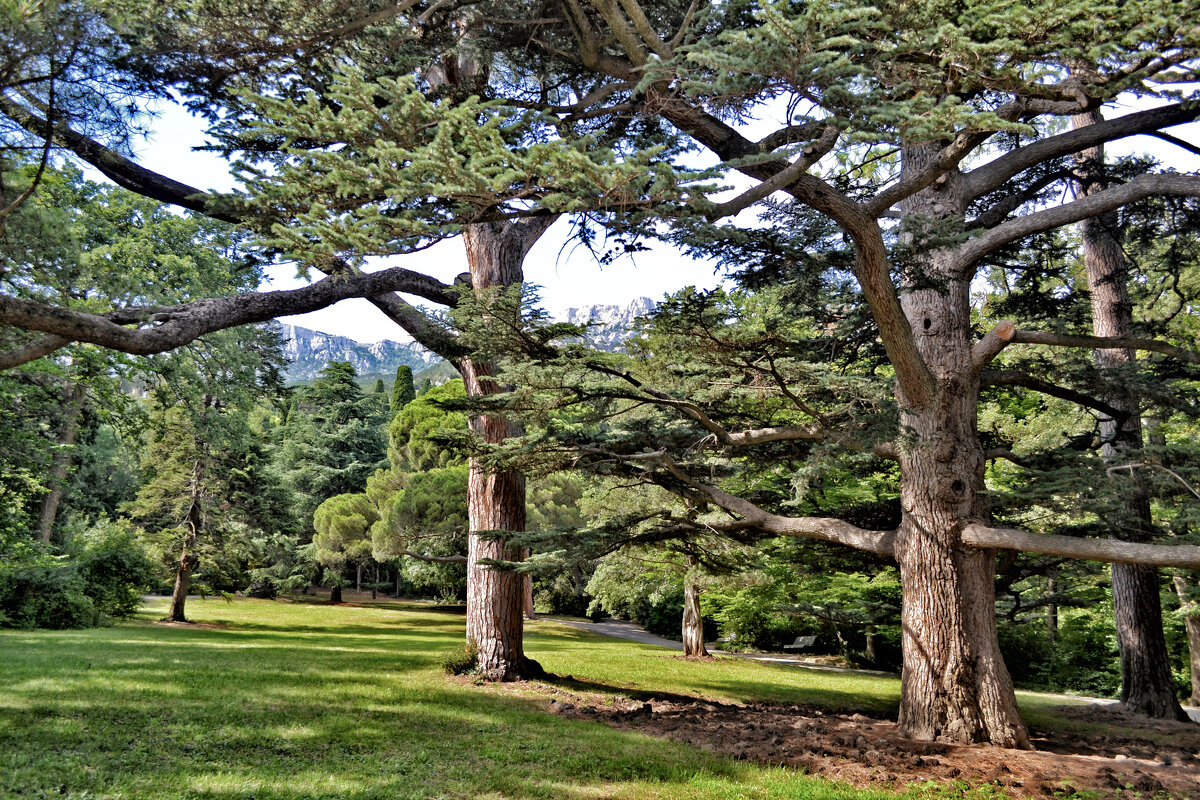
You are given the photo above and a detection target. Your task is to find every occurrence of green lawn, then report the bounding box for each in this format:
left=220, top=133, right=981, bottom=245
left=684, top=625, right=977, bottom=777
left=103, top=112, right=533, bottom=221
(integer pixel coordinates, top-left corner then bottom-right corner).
left=0, top=597, right=1062, bottom=800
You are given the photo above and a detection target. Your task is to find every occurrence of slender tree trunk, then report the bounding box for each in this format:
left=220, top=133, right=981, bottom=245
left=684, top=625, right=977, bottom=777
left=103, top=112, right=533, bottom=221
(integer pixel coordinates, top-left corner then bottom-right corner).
left=682, top=556, right=708, bottom=657
left=459, top=219, right=552, bottom=681
left=372, top=564, right=378, bottom=600
left=167, top=462, right=203, bottom=623
left=36, top=380, right=86, bottom=543
left=892, top=146, right=1029, bottom=747
left=864, top=627, right=878, bottom=665
left=1172, top=575, right=1200, bottom=707
left=1073, top=111, right=1187, bottom=721
left=356, top=562, right=362, bottom=593
left=522, top=547, right=536, bottom=620
left=1046, top=575, right=1059, bottom=641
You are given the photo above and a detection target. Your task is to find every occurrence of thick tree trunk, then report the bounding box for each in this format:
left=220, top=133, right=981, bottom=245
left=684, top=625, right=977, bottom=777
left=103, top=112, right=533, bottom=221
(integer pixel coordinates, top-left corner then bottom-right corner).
left=682, top=580, right=708, bottom=657
left=893, top=146, right=1029, bottom=747
left=464, top=443, right=531, bottom=680
left=1073, top=111, right=1187, bottom=722
left=36, top=380, right=86, bottom=543
left=1172, top=575, right=1200, bottom=707
left=459, top=220, right=551, bottom=681
left=329, top=583, right=342, bottom=603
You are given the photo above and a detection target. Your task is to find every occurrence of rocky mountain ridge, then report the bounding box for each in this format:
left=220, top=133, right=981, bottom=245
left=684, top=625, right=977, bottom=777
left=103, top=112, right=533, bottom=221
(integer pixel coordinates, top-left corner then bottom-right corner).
left=276, top=323, right=442, bottom=383
left=565, top=296, right=657, bottom=352
left=278, top=297, right=656, bottom=383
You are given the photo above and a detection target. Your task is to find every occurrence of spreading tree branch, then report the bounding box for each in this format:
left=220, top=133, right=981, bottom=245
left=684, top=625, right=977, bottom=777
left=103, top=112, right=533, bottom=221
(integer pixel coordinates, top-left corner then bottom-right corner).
left=0, top=267, right=459, bottom=366
left=0, top=96, right=238, bottom=221
left=958, top=173, right=1200, bottom=267
left=1008, top=329, right=1200, bottom=364
left=963, top=523, right=1200, bottom=568
left=0, top=335, right=73, bottom=369
left=963, top=101, right=1200, bottom=199
left=645, top=454, right=897, bottom=556
left=393, top=550, right=467, bottom=563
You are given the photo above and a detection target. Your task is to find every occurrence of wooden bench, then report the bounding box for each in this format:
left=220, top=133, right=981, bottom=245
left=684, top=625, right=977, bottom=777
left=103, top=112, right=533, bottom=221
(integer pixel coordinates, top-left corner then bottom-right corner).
left=782, top=635, right=817, bottom=651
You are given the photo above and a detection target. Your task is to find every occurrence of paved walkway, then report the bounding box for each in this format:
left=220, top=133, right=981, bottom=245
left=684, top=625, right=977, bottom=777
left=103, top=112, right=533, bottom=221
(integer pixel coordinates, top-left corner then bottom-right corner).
left=546, top=617, right=1200, bottom=720
left=546, top=617, right=893, bottom=675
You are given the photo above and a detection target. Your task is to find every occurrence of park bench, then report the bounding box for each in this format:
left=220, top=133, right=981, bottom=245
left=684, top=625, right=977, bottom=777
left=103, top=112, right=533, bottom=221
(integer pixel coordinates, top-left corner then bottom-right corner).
left=782, top=635, right=817, bottom=651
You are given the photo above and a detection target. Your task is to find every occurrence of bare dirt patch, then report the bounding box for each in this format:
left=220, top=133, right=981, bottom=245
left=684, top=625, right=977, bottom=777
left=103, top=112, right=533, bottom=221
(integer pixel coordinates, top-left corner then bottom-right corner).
left=154, top=620, right=228, bottom=630
left=538, top=688, right=1200, bottom=798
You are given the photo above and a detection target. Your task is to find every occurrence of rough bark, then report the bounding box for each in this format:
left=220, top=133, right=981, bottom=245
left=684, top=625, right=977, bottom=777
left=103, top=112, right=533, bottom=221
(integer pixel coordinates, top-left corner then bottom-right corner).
left=1074, top=110, right=1187, bottom=722
left=1172, top=575, right=1200, bottom=707
left=329, top=583, right=342, bottom=603
left=36, top=379, right=86, bottom=542
left=460, top=219, right=552, bottom=681
left=892, top=146, right=1029, bottom=748
left=682, top=556, right=707, bottom=657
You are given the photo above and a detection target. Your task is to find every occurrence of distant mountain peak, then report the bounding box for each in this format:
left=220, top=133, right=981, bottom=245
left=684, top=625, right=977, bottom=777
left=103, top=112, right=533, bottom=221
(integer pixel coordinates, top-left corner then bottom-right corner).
left=564, top=297, right=657, bottom=351
left=275, top=323, right=440, bottom=383
left=277, top=298, right=657, bottom=380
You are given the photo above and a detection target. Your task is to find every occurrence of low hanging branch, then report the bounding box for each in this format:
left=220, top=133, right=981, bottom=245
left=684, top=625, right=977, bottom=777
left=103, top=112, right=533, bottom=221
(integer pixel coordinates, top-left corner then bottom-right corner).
left=0, top=335, right=73, bottom=370
left=581, top=361, right=895, bottom=457
left=1010, top=329, right=1200, bottom=364
left=962, top=524, right=1200, bottom=568
left=971, top=319, right=1200, bottom=368
left=591, top=449, right=1200, bottom=569
left=392, top=550, right=468, bottom=563
left=980, top=369, right=1127, bottom=420
left=0, top=266, right=460, bottom=368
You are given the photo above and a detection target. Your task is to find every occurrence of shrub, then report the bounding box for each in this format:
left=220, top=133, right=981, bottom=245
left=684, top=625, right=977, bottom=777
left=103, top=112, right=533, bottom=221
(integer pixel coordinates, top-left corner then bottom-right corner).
left=704, top=586, right=810, bottom=651
left=245, top=579, right=278, bottom=599
left=75, top=522, right=157, bottom=618
left=533, top=570, right=591, bottom=617
left=997, top=611, right=1120, bottom=697
left=0, top=521, right=156, bottom=630
left=0, top=563, right=98, bottom=629
left=441, top=640, right=479, bottom=675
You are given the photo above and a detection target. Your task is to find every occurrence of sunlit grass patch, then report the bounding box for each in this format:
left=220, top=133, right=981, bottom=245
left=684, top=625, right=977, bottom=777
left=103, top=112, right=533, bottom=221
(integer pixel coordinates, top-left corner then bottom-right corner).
left=0, top=596, right=1033, bottom=799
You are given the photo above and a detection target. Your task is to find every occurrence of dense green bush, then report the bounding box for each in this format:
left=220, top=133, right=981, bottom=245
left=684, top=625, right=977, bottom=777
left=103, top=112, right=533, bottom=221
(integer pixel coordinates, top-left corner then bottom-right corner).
left=0, top=522, right=156, bottom=629
left=533, top=570, right=591, bottom=617
left=75, top=522, right=158, bottom=617
left=0, top=563, right=97, bottom=629
left=441, top=640, right=478, bottom=675
left=703, top=586, right=813, bottom=651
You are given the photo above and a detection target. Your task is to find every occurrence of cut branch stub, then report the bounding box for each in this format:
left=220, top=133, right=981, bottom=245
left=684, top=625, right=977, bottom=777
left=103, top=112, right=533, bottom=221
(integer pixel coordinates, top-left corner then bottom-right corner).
left=972, top=320, right=1016, bottom=370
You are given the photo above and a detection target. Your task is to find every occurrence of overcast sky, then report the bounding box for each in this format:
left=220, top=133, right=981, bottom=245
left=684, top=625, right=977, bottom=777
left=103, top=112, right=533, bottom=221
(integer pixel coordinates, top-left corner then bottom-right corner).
left=123, top=94, right=1199, bottom=343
